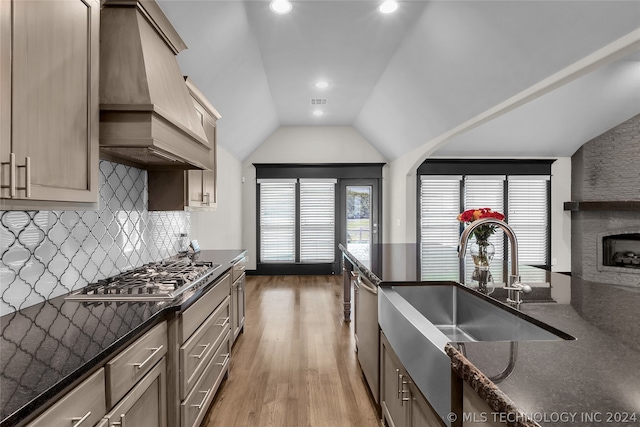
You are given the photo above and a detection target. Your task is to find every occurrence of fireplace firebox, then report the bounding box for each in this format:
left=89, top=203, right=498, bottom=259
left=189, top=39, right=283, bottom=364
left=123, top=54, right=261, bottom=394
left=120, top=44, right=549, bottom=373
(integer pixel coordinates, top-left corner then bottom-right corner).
left=602, top=233, right=640, bottom=269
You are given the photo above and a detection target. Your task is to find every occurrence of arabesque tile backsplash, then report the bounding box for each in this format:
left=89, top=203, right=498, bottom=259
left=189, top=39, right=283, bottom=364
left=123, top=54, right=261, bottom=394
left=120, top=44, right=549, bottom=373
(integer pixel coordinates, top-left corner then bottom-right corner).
left=0, top=161, right=189, bottom=315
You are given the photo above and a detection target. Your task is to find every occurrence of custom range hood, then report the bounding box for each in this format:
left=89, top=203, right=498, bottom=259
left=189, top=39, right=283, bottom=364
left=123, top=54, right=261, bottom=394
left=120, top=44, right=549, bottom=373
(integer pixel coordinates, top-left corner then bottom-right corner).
left=99, top=0, right=212, bottom=170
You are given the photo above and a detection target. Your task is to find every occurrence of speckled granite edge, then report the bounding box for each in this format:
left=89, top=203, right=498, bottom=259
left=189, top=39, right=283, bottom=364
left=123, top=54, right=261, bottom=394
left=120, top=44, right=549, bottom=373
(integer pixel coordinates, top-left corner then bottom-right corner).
left=445, top=343, right=541, bottom=427
left=339, top=244, right=382, bottom=286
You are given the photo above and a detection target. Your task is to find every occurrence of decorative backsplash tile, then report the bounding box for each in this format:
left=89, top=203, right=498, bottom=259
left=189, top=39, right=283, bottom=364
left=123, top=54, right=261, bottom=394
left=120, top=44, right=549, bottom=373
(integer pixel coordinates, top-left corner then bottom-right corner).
left=0, top=161, right=189, bottom=315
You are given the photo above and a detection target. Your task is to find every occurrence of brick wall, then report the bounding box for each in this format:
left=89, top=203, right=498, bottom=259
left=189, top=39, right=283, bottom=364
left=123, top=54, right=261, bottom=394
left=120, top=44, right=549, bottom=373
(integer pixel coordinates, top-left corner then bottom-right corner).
left=571, top=113, right=640, bottom=287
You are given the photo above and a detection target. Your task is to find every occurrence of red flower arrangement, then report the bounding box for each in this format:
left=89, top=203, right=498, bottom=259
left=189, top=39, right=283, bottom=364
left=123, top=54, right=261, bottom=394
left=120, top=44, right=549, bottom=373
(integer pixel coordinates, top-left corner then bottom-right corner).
left=457, top=208, right=505, bottom=243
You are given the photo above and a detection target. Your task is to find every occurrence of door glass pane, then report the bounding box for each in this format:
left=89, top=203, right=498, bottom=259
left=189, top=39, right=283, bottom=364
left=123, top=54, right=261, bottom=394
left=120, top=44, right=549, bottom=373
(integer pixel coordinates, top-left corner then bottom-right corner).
left=346, top=186, right=372, bottom=269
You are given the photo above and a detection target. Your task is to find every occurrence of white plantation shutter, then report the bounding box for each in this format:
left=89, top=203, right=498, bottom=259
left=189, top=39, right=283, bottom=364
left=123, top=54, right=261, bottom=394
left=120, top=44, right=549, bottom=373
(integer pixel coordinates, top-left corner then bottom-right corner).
left=419, top=171, right=551, bottom=284
left=464, top=176, right=505, bottom=284
left=420, top=176, right=461, bottom=280
left=259, top=180, right=296, bottom=262
left=300, top=180, right=336, bottom=262
left=508, top=176, right=549, bottom=283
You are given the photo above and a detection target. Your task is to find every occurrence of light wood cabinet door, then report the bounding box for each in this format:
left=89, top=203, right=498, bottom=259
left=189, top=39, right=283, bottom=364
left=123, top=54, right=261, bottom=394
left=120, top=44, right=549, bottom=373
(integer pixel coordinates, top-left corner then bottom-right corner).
left=230, top=278, right=239, bottom=343
left=104, top=358, right=167, bottom=427
left=185, top=105, right=216, bottom=209
left=1, top=0, right=99, bottom=207
left=381, top=337, right=408, bottom=427
left=230, top=273, right=245, bottom=344
left=235, top=273, right=245, bottom=340
left=409, top=381, right=444, bottom=427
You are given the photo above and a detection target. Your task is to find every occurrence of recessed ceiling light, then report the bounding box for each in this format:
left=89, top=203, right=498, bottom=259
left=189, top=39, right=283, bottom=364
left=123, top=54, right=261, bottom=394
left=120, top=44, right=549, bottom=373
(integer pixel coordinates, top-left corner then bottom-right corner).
left=312, top=110, right=324, bottom=117
left=315, top=81, right=329, bottom=89
left=378, top=0, right=398, bottom=14
left=270, top=0, right=292, bottom=14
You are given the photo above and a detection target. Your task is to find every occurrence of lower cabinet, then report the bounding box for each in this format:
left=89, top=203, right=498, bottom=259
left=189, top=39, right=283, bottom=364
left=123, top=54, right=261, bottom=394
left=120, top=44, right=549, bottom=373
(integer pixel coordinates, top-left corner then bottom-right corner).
left=181, top=332, right=231, bottom=427
left=103, top=358, right=167, bottom=427
left=24, top=321, right=168, bottom=427
left=380, top=332, right=444, bottom=427
left=231, top=272, right=245, bottom=344
left=381, top=333, right=408, bottom=427
left=167, top=273, right=232, bottom=427
left=24, top=369, right=106, bottom=427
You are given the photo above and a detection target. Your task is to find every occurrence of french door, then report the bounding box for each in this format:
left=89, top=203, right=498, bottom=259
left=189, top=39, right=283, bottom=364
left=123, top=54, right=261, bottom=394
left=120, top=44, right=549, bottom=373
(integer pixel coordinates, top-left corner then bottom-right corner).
left=338, top=179, right=381, bottom=274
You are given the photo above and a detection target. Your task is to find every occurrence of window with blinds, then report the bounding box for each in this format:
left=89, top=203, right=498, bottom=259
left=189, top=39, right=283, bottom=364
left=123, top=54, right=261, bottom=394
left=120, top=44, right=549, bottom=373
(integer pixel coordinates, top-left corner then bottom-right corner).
left=259, top=180, right=296, bottom=262
left=463, top=176, right=505, bottom=284
left=419, top=173, right=550, bottom=283
left=508, top=176, right=549, bottom=284
left=300, top=180, right=336, bottom=263
left=419, top=176, right=461, bottom=280
left=258, top=178, right=336, bottom=264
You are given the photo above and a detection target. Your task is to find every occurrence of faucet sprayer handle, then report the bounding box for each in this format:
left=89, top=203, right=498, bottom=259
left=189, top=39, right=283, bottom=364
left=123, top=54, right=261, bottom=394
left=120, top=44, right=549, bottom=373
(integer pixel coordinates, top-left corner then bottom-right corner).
left=521, top=284, right=532, bottom=294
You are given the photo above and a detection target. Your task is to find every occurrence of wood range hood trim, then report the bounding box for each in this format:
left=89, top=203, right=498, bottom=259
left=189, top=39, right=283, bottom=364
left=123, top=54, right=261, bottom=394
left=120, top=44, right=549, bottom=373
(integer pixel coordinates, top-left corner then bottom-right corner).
left=99, top=0, right=212, bottom=170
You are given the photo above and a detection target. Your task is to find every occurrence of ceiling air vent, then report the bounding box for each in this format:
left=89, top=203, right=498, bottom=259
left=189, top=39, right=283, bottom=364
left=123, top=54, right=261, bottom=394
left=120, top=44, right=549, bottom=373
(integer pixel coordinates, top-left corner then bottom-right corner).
left=310, top=98, right=328, bottom=105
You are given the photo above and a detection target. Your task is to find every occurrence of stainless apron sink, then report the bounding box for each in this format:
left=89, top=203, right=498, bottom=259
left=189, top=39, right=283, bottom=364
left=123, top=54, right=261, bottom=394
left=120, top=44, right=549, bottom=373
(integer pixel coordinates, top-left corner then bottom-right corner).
left=378, top=283, right=573, bottom=427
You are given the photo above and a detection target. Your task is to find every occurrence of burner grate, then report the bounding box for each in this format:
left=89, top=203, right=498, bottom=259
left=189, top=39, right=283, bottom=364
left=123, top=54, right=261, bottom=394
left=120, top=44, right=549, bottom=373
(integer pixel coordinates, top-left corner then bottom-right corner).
left=66, top=260, right=221, bottom=301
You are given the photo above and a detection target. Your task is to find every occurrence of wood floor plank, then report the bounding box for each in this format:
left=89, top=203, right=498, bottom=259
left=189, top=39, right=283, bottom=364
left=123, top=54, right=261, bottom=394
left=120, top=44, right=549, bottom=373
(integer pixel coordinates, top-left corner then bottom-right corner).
left=201, top=275, right=381, bottom=427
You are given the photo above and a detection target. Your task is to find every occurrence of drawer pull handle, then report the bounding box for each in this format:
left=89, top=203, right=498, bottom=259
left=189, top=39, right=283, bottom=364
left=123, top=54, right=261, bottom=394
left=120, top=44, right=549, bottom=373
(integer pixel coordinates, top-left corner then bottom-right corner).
left=215, top=317, right=230, bottom=328
left=216, top=352, right=230, bottom=366
left=396, top=370, right=401, bottom=398
left=111, top=414, right=125, bottom=427
left=133, top=345, right=164, bottom=370
left=71, top=411, right=91, bottom=427
left=191, top=388, right=212, bottom=410
left=191, top=343, right=210, bottom=359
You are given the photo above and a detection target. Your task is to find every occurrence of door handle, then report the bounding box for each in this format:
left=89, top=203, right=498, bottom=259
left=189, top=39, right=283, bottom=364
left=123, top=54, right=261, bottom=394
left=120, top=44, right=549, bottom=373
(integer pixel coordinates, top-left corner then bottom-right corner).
left=16, top=156, right=30, bottom=198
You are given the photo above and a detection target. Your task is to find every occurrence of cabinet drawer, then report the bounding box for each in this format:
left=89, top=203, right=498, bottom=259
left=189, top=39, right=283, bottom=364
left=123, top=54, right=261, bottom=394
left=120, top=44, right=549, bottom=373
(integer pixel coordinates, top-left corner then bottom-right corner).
left=106, top=321, right=167, bottom=408
left=181, top=332, right=231, bottom=427
left=104, top=357, right=166, bottom=427
left=180, top=296, right=230, bottom=399
left=181, top=273, right=231, bottom=342
left=231, top=257, right=246, bottom=282
left=26, top=369, right=105, bottom=427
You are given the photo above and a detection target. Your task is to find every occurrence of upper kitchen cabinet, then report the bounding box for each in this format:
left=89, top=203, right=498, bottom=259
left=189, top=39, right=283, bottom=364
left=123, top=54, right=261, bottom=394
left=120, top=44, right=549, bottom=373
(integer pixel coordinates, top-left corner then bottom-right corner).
left=0, top=0, right=100, bottom=210
left=148, top=78, right=220, bottom=211
left=98, top=0, right=213, bottom=171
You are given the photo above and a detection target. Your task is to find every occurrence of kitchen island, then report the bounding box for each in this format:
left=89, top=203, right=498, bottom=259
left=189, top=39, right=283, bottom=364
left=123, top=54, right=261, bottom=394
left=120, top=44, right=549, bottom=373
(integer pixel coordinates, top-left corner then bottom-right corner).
left=0, top=249, right=246, bottom=427
left=341, top=243, right=640, bottom=427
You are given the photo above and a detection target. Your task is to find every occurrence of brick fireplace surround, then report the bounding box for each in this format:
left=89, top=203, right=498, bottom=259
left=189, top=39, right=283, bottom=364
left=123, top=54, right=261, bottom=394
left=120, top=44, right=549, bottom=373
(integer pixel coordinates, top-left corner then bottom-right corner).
left=570, top=113, right=640, bottom=351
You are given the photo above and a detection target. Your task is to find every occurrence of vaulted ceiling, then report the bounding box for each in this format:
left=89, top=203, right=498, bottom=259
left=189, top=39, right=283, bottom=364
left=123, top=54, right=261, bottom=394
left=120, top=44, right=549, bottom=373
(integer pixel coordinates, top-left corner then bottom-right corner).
left=157, top=0, right=640, bottom=162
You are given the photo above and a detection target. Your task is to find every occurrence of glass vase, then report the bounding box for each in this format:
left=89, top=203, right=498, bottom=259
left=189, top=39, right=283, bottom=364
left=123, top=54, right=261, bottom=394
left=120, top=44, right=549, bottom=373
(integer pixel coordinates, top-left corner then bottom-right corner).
left=469, top=239, right=495, bottom=295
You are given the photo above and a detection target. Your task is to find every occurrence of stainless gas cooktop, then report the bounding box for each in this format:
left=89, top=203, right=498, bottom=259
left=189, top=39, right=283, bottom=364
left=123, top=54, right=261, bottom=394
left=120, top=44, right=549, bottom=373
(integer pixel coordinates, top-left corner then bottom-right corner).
left=65, top=259, right=221, bottom=302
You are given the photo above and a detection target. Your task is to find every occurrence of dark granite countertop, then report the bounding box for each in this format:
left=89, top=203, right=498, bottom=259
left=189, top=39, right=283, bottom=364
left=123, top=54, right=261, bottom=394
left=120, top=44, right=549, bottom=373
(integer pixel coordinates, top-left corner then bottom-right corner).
left=0, top=249, right=246, bottom=427
left=340, top=244, right=640, bottom=427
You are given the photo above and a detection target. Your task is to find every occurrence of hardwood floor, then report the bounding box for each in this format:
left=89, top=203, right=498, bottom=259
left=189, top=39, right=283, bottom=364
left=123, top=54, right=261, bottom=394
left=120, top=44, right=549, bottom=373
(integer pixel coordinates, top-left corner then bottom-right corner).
left=201, top=275, right=381, bottom=427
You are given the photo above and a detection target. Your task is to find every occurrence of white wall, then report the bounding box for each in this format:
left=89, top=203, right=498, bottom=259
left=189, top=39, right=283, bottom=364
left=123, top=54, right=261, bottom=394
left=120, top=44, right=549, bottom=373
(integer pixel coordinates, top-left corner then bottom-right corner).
left=550, top=158, right=572, bottom=272
left=189, top=145, right=243, bottom=249
left=242, top=126, right=388, bottom=270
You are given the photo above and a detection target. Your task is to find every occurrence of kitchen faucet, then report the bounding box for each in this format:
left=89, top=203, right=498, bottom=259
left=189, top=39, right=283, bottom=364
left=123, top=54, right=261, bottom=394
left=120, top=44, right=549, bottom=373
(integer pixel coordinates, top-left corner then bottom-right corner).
left=458, top=218, right=531, bottom=309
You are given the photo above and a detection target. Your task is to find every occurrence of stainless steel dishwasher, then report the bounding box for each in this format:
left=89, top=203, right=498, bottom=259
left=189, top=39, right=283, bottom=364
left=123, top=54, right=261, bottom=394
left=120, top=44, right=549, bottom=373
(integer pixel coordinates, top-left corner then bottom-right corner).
left=354, top=271, right=379, bottom=405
